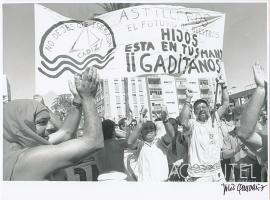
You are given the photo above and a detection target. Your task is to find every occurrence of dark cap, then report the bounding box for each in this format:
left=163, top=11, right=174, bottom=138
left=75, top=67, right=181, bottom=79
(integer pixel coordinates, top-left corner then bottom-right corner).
left=141, top=121, right=156, bottom=131
left=193, top=99, right=209, bottom=112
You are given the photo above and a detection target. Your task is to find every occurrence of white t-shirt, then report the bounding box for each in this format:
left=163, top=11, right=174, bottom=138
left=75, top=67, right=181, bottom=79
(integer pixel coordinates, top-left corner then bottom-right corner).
left=136, top=137, right=169, bottom=181
left=186, top=116, right=223, bottom=177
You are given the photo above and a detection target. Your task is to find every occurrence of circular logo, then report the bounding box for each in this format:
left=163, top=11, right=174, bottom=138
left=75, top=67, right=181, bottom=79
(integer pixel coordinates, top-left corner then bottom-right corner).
left=38, top=18, right=116, bottom=78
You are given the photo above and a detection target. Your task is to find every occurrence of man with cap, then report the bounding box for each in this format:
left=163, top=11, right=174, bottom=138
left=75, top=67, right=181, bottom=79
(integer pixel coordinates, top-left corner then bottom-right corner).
left=179, top=65, right=229, bottom=182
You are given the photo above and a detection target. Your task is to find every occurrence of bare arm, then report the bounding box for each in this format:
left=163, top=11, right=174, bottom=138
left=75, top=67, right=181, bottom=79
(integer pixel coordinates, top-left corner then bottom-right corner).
left=217, top=86, right=229, bottom=117
left=238, top=64, right=266, bottom=141
left=48, top=105, right=81, bottom=144
left=127, top=123, right=142, bottom=149
left=115, top=128, right=127, bottom=138
left=240, top=132, right=263, bottom=154
left=242, top=146, right=257, bottom=160
left=222, top=141, right=242, bottom=159
left=179, top=89, right=193, bottom=129
left=38, top=82, right=83, bottom=145
left=217, top=62, right=229, bottom=117
left=14, top=67, right=104, bottom=180
left=160, top=109, right=175, bottom=144
left=127, top=108, right=147, bottom=149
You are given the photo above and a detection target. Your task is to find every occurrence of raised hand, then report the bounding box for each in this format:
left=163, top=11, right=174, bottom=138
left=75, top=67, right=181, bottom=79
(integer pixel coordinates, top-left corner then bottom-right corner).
left=139, top=106, right=148, bottom=123
left=160, top=106, right=168, bottom=122
left=68, top=79, right=80, bottom=98
left=253, top=63, right=265, bottom=88
left=75, top=67, right=99, bottom=99
left=185, top=89, right=193, bottom=99
left=217, top=61, right=227, bottom=86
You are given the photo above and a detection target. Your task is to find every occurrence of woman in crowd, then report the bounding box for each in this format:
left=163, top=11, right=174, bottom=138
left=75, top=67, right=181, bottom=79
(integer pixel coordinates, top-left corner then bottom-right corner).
left=3, top=67, right=104, bottom=180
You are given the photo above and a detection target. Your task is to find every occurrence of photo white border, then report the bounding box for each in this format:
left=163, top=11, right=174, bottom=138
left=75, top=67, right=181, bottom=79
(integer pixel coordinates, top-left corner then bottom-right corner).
left=0, top=0, right=269, bottom=200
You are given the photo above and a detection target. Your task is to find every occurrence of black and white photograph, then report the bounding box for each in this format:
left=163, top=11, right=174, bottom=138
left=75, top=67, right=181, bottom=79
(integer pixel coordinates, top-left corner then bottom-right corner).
left=1, top=0, right=269, bottom=199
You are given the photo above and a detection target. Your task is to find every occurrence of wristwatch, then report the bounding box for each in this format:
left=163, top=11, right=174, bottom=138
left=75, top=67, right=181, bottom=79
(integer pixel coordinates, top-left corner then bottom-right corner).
left=72, top=100, right=82, bottom=109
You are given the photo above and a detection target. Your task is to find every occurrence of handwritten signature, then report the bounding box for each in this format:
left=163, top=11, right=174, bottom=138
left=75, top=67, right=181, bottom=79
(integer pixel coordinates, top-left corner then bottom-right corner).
left=221, top=183, right=267, bottom=195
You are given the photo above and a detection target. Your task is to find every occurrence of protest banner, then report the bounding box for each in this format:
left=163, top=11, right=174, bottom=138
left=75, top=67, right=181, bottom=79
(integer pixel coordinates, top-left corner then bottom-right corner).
left=2, top=74, right=11, bottom=103
left=35, top=4, right=225, bottom=98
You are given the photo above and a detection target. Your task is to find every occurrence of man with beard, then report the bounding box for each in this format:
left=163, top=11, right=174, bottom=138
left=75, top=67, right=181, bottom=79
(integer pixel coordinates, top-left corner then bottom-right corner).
left=179, top=68, right=229, bottom=182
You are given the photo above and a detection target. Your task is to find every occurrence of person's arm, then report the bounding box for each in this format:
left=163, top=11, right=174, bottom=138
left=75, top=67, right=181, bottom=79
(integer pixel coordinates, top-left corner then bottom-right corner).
left=238, top=64, right=266, bottom=141
left=127, top=123, right=143, bottom=150
left=217, top=62, right=229, bottom=117
left=240, top=132, right=263, bottom=154
left=35, top=85, right=82, bottom=145
left=242, top=146, right=257, bottom=160
left=33, top=94, right=64, bottom=131
left=179, top=89, right=193, bottom=129
left=115, top=128, right=127, bottom=138
left=48, top=110, right=62, bottom=130
left=48, top=104, right=81, bottom=144
left=14, top=67, right=104, bottom=180
left=127, top=109, right=147, bottom=149
left=160, top=109, right=175, bottom=144
left=222, top=142, right=242, bottom=159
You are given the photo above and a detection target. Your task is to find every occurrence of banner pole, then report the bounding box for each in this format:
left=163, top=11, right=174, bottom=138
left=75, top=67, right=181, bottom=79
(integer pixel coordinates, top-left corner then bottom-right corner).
left=212, top=78, right=219, bottom=128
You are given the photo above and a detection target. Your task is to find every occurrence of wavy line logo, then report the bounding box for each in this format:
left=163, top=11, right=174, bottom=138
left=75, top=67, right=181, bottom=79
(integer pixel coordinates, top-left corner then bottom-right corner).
left=39, top=18, right=116, bottom=78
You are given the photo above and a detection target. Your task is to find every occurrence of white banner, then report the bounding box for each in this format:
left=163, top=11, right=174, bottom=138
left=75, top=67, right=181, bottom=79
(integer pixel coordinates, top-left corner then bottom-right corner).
left=35, top=4, right=225, bottom=95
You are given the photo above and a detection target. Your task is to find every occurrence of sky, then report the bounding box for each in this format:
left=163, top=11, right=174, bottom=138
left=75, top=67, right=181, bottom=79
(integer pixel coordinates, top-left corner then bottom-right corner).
left=2, top=2, right=268, bottom=100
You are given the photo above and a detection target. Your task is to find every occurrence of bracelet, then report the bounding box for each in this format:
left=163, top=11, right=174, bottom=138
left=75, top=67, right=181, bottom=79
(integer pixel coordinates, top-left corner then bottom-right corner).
left=72, top=101, right=82, bottom=109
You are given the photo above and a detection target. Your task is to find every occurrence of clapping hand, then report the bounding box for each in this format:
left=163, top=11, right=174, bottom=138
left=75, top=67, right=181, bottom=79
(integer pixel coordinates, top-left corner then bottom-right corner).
left=68, top=78, right=80, bottom=101
left=253, top=63, right=265, bottom=88
left=185, top=89, right=193, bottom=99
left=217, top=61, right=227, bottom=86
left=74, top=66, right=100, bottom=99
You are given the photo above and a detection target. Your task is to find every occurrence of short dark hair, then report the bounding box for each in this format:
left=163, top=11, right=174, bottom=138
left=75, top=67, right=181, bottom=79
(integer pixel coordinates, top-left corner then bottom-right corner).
left=102, top=119, right=116, bottom=140
left=118, top=118, right=127, bottom=130
left=193, top=99, right=209, bottom=112
left=141, top=121, right=156, bottom=131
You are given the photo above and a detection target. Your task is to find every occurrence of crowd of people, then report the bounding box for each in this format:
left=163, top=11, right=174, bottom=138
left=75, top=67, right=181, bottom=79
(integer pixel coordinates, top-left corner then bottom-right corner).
left=3, top=63, right=268, bottom=182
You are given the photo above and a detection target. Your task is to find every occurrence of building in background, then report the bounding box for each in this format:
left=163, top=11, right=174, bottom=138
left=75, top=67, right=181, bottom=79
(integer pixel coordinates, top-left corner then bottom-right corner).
left=96, top=77, right=149, bottom=121
left=229, top=87, right=256, bottom=106
left=97, top=75, right=222, bottom=122
left=175, top=75, right=221, bottom=111
left=147, top=75, right=178, bottom=119
left=2, top=74, right=11, bottom=103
